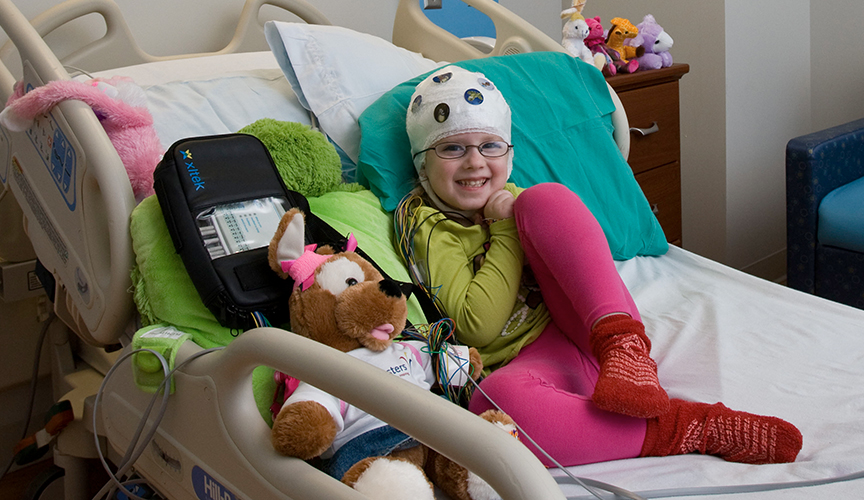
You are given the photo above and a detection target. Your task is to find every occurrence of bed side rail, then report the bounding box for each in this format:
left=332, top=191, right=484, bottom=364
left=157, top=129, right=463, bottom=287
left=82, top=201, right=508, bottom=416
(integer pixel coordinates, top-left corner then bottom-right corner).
left=0, top=0, right=331, bottom=82
left=226, top=0, right=331, bottom=56
left=0, top=0, right=71, bottom=99
left=0, top=0, right=137, bottom=346
left=392, top=0, right=630, bottom=159
left=183, top=327, right=568, bottom=500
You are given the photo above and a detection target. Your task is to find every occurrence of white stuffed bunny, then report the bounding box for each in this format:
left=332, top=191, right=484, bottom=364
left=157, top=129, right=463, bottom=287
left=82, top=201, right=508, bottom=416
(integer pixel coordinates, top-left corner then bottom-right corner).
left=560, top=0, right=595, bottom=66
left=561, top=15, right=594, bottom=65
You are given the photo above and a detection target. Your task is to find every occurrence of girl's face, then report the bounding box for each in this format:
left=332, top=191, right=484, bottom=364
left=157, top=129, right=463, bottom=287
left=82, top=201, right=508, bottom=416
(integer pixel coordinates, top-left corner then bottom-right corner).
left=423, top=132, right=510, bottom=215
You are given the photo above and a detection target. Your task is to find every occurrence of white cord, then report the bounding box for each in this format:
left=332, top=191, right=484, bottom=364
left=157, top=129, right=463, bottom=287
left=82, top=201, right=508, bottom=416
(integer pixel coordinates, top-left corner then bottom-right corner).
left=448, top=349, right=646, bottom=500
left=86, top=336, right=864, bottom=499
left=90, top=345, right=224, bottom=500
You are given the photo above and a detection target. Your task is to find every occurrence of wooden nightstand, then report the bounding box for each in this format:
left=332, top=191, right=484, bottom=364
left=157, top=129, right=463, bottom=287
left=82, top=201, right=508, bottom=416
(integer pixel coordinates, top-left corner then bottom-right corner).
left=606, top=63, right=689, bottom=246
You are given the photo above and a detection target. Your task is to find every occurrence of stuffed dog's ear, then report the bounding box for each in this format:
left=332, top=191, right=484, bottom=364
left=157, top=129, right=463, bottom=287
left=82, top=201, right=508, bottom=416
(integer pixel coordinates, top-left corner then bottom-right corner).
left=268, top=208, right=306, bottom=278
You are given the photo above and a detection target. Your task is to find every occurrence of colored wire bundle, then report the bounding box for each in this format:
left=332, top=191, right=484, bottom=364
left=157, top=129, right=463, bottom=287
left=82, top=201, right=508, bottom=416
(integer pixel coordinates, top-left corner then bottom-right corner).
left=394, top=192, right=441, bottom=314
left=250, top=311, right=273, bottom=328
left=402, top=318, right=475, bottom=405
left=395, top=191, right=476, bottom=322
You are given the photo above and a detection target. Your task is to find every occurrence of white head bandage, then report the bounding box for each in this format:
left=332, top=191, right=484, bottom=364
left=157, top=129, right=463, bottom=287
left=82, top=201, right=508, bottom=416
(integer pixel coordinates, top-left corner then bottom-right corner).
left=406, top=66, right=513, bottom=191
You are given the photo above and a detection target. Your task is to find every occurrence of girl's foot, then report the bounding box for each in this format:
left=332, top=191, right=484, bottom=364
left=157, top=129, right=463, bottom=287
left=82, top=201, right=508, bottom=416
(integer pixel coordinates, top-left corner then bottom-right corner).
left=640, top=398, right=803, bottom=464
left=590, top=315, right=669, bottom=418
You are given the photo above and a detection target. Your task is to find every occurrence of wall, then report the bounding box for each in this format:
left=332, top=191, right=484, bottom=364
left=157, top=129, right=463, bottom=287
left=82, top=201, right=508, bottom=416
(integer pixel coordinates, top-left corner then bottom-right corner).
left=582, top=0, right=864, bottom=279
left=724, top=0, right=811, bottom=276
left=810, top=2, right=864, bottom=131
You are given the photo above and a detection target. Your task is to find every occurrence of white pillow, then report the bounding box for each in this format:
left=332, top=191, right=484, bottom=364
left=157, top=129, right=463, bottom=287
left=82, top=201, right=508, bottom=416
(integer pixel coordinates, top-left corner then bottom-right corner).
left=265, top=21, right=442, bottom=165
left=89, top=52, right=312, bottom=150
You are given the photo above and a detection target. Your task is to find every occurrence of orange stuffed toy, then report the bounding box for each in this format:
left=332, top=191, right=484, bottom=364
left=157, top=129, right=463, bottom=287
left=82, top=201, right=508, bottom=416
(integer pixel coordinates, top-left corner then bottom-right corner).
left=267, top=208, right=518, bottom=500
left=606, top=17, right=644, bottom=63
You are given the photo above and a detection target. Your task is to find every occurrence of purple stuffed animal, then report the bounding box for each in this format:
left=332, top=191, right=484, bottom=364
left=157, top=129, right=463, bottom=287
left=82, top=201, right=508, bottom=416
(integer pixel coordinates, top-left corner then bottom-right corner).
left=626, top=14, right=674, bottom=71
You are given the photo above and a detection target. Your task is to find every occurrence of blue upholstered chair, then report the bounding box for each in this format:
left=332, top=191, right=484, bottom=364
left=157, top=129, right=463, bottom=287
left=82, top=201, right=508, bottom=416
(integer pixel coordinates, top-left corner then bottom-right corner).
left=786, top=118, right=864, bottom=309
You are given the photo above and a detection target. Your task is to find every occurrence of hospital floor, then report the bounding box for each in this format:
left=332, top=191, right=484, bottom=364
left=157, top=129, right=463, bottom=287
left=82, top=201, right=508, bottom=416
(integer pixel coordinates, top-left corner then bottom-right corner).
left=0, top=458, right=54, bottom=499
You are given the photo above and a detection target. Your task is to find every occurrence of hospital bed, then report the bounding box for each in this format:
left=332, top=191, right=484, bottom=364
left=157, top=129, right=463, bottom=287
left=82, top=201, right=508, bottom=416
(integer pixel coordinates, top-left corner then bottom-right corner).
left=1, top=0, right=863, bottom=499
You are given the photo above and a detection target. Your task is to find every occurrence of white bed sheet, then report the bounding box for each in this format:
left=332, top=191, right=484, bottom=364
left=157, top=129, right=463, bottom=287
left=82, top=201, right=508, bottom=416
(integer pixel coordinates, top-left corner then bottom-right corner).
left=85, top=50, right=864, bottom=499
left=86, top=51, right=313, bottom=151
left=554, top=245, right=864, bottom=499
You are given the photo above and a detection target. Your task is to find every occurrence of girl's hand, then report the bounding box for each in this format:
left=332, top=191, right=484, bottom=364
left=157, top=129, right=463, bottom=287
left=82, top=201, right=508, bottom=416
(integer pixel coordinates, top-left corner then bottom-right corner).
left=483, top=189, right=515, bottom=222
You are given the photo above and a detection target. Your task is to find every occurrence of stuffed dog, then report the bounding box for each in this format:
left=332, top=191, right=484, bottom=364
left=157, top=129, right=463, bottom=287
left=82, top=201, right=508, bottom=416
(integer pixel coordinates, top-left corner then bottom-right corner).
left=267, top=208, right=518, bottom=500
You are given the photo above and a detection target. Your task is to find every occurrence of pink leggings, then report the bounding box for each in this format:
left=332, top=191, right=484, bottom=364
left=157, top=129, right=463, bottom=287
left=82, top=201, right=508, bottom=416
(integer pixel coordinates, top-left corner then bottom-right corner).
left=468, top=183, right=647, bottom=467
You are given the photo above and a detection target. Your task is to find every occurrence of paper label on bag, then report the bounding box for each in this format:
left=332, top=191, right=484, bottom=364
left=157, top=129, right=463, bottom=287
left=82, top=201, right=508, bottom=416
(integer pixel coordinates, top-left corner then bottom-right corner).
left=196, top=196, right=288, bottom=259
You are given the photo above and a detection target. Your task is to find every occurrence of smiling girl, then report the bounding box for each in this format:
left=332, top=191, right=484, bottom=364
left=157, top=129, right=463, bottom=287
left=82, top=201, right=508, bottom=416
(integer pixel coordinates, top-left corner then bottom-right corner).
left=395, top=66, right=801, bottom=467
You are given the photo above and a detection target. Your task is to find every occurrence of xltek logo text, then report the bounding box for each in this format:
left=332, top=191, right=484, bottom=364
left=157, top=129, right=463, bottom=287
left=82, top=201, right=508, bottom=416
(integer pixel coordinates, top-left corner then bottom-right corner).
left=182, top=150, right=205, bottom=190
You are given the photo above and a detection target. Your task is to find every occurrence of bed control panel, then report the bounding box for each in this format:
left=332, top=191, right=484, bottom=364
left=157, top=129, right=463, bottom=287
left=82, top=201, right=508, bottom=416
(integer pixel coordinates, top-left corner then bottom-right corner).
left=24, top=82, right=78, bottom=212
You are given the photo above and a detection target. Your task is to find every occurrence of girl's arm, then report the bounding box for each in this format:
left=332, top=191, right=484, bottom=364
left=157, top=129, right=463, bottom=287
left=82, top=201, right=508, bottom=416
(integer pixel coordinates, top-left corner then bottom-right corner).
left=413, top=211, right=524, bottom=347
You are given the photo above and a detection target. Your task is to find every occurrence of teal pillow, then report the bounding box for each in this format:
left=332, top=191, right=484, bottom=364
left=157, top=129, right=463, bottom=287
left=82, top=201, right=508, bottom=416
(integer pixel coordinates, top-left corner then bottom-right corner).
left=356, top=51, right=668, bottom=260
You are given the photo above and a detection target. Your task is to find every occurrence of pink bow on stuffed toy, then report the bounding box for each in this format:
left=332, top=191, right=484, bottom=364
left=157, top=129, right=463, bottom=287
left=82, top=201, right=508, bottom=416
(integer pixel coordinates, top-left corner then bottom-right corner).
left=280, top=235, right=358, bottom=291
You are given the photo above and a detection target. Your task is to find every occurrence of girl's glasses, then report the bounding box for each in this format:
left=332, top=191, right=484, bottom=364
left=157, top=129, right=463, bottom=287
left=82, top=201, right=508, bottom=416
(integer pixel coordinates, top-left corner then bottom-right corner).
left=414, top=141, right=513, bottom=159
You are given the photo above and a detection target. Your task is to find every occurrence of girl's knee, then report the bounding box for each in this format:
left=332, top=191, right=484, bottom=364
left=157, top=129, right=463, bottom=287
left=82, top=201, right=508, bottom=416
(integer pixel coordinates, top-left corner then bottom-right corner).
left=515, top=183, right=576, bottom=213
left=468, top=368, right=537, bottom=415
left=515, top=183, right=597, bottom=235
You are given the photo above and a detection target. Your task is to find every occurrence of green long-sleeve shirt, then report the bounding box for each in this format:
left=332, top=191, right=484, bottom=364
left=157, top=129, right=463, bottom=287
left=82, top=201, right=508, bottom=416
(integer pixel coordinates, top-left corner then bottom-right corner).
left=409, top=184, right=551, bottom=371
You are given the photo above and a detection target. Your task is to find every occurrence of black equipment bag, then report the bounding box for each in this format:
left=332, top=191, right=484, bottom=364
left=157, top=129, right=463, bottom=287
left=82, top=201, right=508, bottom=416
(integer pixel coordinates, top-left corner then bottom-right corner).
left=153, top=133, right=441, bottom=331
left=154, top=133, right=309, bottom=330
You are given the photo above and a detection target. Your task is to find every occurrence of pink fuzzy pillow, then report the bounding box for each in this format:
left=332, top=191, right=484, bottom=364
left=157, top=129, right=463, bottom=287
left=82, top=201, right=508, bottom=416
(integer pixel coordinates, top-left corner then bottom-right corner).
left=1, top=77, right=163, bottom=203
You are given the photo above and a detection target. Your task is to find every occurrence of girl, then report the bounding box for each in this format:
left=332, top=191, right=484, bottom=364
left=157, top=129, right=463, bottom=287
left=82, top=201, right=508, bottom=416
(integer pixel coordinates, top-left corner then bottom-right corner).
left=396, top=66, right=802, bottom=467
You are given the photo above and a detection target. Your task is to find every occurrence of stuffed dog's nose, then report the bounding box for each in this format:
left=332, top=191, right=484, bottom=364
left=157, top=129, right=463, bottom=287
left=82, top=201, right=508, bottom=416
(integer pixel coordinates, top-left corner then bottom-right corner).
left=378, top=279, right=403, bottom=298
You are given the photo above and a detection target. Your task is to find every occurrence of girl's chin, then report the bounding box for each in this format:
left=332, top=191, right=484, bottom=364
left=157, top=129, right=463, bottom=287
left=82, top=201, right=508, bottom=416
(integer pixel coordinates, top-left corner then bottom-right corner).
left=449, top=193, right=487, bottom=211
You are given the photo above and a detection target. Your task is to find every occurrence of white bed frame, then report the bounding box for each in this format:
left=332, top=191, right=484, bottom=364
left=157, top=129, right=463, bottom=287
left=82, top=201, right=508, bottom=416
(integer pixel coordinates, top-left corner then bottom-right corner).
left=0, top=1, right=626, bottom=499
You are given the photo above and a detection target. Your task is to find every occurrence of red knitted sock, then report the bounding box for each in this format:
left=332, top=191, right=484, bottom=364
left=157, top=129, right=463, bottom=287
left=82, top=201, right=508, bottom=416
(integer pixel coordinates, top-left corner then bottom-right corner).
left=589, top=315, right=669, bottom=418
left=640, top=399, right=803, bottom=464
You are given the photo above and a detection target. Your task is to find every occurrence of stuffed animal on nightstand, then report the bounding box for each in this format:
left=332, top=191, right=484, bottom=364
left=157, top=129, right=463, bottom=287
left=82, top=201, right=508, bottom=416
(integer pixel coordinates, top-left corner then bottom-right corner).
left=561, top=13, right=595, bottom=66
left=626, top=14, right=674, bottom=70
left=585, top=16, right=639, bottom=76
left=560, top=1, right=595, bottom=67
left=606, top=17, right=643, bottom=63
left=267, top=208, right=519, bottom=500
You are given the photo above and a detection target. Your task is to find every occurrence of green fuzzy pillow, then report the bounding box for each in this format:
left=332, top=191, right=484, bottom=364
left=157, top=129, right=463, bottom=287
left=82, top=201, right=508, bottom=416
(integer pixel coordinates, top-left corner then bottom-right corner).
left=238, top=118, right=363, bottom=196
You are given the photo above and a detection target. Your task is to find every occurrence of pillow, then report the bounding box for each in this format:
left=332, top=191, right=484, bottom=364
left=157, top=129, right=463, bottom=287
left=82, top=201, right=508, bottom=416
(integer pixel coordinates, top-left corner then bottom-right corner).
left=264, top=21, right=443, bottom=174
left=356, top=52, right=668, bottom=260
left=89, top=52, right=312, bottom=151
